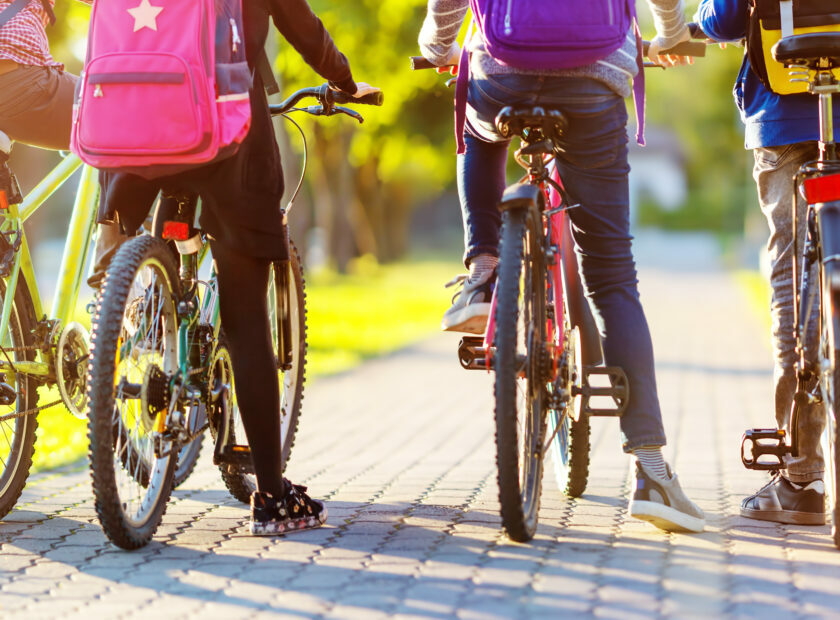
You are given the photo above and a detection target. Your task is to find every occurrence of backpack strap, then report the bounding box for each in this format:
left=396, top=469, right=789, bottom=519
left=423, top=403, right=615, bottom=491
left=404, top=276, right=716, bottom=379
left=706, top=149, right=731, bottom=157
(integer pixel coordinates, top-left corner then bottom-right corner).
left=0, top=0, right=31, bottom=29
left=779, top=0, right=794, bottom=39
left=454, top=20, right=475, bottom=155
left=632, top=18, right=646, bottom=146
left=257, top=47, right=280, bottom=96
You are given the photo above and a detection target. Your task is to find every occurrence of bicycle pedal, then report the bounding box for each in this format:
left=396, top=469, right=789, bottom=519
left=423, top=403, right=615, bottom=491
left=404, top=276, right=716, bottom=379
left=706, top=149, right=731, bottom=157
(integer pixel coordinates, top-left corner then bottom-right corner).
left=741, top=428, right=790, bottom=470
left=214, top=444, right=255, bottom=474
left=457, top=336, right=493, bottom=371
left=574, top=366, right=629, bottom=417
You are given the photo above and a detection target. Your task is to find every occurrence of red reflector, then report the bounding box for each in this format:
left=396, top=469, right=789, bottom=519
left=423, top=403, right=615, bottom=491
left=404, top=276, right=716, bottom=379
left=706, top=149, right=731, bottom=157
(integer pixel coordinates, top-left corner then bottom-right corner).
left=0, top=190, right=7, bottom=210
left=804, top=173, right=840, bottom=204
left=161, top=221, right=190, bottom=241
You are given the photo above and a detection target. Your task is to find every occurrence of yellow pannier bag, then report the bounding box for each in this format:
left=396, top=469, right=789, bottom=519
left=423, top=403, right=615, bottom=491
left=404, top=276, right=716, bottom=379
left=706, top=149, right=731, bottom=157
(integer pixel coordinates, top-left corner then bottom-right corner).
left=747, top=0, right=840, bottom=95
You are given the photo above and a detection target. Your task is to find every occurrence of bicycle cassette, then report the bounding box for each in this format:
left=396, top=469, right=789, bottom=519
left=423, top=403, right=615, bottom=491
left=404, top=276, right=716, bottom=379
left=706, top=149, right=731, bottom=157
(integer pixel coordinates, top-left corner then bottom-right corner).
left=55, top=322, right=90, bottom=420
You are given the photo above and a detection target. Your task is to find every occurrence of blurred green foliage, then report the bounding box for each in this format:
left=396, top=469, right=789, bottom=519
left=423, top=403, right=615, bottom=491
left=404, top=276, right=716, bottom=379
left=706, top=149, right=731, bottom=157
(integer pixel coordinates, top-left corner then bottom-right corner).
left=47, top=0, right=756, bottom=242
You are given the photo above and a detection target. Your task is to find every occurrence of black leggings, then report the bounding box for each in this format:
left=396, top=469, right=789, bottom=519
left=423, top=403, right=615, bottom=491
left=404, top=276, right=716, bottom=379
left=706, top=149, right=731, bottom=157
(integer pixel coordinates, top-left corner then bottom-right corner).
left=210, top=240, right=287, bottom=499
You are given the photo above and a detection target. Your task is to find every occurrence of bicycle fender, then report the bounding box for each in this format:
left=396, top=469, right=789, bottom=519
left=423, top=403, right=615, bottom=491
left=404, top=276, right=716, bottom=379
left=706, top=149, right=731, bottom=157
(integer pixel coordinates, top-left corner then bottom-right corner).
left=817, top=200, right=840, bottom=290
left=499, top=183, right=541, bottom=212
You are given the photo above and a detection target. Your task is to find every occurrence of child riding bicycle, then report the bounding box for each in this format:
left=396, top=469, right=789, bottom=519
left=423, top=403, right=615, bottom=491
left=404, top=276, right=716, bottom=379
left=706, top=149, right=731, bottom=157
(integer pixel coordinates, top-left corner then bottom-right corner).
left=96, top=0, right=379, bottom=536
left=0, top=0, right=127, bottom=288
left=419, top=0, right=705, bottom=532
left=697, top=0, right=840, bottom=526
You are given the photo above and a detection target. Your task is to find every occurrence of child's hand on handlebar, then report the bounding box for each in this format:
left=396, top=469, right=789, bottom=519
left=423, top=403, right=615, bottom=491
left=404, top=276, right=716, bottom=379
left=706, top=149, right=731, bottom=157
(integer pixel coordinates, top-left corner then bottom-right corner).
left=352, top=82, right=381, bottom=98
left=433, top=43, right=461, bottom=76
left=647, top=28, right=695, bottom=67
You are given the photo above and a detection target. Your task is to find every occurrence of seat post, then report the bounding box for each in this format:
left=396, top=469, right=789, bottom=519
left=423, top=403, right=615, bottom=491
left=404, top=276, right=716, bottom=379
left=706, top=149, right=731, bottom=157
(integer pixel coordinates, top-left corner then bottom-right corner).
left=819, top=91, right=835, bottom=160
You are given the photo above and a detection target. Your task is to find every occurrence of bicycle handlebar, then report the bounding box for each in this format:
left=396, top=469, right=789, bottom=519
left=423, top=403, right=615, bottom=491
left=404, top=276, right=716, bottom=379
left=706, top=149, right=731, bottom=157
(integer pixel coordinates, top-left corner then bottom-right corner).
left=411, top=23, right=710, bottom=71
left=268, top=83, right=384, bottom=117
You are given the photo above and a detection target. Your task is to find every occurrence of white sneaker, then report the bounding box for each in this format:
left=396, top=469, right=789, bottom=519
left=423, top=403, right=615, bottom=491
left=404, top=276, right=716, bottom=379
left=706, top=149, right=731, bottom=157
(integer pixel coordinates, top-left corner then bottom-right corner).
left=630, top=463, right=705, bottom=533
left=441, top=270, right=495, bottom=334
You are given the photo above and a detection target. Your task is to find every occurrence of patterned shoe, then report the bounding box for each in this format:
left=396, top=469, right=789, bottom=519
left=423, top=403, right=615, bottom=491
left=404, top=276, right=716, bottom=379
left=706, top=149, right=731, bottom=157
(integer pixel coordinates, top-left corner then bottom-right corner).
left=741, top=474, right=825, bottom=525
left=630, top=463, right=705, bottom=533
left=249, top=484, right=327, bottom=536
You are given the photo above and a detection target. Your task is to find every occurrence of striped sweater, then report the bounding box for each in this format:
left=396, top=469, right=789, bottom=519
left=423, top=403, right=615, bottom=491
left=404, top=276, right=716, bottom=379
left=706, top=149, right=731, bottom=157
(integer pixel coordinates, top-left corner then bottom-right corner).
left=418, top=0, right=688, bottom=98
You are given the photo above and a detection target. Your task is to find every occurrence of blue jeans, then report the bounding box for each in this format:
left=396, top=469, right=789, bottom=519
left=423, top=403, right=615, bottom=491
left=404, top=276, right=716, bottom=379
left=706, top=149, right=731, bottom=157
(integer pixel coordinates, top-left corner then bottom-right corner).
left=460, top=74, right=666, bottom=452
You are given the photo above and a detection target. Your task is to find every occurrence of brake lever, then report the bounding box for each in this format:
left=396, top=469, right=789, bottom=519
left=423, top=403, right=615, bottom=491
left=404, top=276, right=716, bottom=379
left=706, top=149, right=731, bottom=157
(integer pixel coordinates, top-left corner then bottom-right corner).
left=334, top=105, right=364, bottom=124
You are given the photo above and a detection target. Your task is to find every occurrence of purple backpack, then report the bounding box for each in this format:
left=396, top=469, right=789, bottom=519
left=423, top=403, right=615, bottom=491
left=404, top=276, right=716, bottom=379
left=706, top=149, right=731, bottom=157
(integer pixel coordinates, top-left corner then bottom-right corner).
left=454, top=0, right=645, bottom=153
left=471, top=0, right=634, bottom=70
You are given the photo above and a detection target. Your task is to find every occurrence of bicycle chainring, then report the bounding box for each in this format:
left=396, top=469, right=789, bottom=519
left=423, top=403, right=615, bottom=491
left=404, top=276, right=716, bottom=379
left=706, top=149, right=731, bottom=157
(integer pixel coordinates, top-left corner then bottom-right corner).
left=140, top=364, right=171, bottom=433
left=55, top=322, right=90, bottom=420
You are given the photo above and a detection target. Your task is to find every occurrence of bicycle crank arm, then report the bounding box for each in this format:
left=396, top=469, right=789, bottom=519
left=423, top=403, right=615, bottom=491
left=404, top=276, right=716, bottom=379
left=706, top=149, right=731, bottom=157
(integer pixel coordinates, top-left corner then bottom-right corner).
left=741, top=428, right=790, bottom=470
left=0, top=359, right=51, bottom=378
left=573, top=366, right=629, bottom=417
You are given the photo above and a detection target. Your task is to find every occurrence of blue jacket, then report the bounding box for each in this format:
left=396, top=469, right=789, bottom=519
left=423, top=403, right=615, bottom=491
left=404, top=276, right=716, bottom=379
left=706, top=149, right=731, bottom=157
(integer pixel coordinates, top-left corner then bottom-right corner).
left=696, top=0, right=840, bottom=149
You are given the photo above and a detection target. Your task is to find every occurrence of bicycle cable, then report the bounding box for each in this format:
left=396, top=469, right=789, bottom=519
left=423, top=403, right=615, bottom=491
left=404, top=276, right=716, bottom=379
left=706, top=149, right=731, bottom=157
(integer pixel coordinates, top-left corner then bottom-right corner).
left=279, top=111, right=308, bottom=216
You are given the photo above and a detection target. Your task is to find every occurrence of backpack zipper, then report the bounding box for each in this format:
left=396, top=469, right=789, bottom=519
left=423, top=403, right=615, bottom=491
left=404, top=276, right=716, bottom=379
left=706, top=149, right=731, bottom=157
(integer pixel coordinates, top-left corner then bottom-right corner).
left=504, top=0, right=513, bottom=35
left=230, top=19, right=241, bottom=54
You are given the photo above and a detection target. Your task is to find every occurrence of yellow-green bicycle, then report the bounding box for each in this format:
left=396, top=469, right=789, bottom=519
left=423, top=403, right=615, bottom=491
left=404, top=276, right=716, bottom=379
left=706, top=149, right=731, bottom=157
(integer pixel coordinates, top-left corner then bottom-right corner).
left=0, top=134, right=209, bottom=519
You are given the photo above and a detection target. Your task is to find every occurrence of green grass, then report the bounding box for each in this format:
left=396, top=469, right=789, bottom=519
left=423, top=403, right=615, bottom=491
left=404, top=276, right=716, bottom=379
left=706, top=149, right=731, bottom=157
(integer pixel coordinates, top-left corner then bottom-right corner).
left=29, top=255, right=461, bottom=472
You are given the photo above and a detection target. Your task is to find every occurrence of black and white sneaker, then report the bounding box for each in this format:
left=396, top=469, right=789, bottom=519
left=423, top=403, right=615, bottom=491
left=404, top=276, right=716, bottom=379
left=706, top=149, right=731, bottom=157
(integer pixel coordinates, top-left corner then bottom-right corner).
left=249, top=483, right=328, bottom=536
left=741, top=474, right=825, bottom=525
left=630, top=463, right=705, bottom=533
left=441, top=270, right=495, bottom=334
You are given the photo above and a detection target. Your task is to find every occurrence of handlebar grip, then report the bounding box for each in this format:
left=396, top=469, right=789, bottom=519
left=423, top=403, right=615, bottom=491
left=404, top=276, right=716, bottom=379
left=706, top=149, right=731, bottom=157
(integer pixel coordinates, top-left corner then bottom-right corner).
left=411, top=56, right=438, bottom=71
left=642, top=39, right=707, bottom=57
left=331, top=89, right=384, bottom=106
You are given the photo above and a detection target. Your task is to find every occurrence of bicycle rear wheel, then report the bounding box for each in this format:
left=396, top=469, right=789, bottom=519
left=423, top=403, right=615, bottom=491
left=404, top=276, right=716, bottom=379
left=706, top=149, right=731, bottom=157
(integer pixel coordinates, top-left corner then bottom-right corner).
left=87, top=236, right=179, bottom=549
left=214, top=242, right=307, bottom=504
left=0, top=278, right=39, bottom=519
left=820, top=281, right=840, bottom=549
left=494, top=206, right=548, bottom=542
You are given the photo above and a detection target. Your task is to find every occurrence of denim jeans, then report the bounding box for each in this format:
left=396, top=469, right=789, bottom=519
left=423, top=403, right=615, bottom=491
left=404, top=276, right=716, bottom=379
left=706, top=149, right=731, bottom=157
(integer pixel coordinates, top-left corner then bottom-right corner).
left=754, top=142, right=825, bottom=483
left=460, top=73, right=666, bottom=451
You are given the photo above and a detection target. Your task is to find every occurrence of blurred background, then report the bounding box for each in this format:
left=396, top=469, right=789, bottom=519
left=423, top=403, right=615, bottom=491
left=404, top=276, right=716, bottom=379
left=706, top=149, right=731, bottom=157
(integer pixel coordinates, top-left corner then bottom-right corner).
left=10, top=1, right=764, bottom=468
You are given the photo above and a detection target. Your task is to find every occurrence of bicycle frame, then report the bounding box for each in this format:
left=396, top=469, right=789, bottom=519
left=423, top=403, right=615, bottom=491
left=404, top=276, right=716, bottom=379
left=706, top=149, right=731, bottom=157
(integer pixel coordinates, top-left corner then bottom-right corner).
left=0, top=153, right=98, bottom=379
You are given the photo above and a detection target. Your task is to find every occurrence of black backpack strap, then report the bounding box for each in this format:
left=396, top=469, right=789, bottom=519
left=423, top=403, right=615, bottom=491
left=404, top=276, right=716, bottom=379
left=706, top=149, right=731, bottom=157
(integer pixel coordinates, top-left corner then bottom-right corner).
left=0, top=0, right=32, bottom=29
left=257, top=48, right=279, bottom=96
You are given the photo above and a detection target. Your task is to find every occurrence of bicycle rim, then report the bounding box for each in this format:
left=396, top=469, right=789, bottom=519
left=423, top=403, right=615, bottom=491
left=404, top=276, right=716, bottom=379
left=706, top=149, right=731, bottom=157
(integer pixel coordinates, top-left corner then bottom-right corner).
left=494, top=207, right=546, bottom=542
left=88, top=237, right=179, bottom=549
left=0, top=279, right=37, bottom=519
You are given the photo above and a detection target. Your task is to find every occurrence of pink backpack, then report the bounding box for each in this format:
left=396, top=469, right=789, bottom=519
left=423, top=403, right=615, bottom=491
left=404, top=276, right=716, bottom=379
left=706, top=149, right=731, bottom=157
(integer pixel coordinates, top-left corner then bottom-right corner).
left=71, top=0, right=252, bottom=179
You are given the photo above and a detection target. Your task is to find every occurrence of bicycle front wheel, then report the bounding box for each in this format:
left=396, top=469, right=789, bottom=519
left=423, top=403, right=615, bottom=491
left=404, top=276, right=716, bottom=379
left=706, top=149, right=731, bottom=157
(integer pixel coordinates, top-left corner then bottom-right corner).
left=494, top=207, right=548, bottom=542
left=87, top=236, right=180, bottom=549
left=0, top=278, right=39, bottom=519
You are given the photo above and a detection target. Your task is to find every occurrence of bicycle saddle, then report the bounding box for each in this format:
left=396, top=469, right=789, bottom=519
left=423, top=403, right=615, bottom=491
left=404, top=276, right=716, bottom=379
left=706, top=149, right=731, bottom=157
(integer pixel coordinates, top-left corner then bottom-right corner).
left=0, top=130, right=11, bottom=157
left=773, top=33, right=840, bottom=68
left=495, top=106, right=568, bottom=145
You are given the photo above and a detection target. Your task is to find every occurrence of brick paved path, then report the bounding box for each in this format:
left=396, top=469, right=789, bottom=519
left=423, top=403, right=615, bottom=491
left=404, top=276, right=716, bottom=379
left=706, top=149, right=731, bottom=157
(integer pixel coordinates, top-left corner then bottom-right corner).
left=3, top=232, right=840, bottom=619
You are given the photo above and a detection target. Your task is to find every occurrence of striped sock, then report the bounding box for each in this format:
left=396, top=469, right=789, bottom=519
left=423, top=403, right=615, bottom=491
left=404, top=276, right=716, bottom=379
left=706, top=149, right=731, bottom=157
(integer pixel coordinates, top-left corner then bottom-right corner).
left=633, top=446, right=670, bottom=481
left=468, top=254, right=498, bottom=283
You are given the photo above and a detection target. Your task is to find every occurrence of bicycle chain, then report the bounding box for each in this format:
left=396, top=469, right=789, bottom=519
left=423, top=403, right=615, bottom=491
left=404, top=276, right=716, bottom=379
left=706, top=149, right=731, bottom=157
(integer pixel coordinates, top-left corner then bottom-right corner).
left=0, top=398, right=64, bottom=423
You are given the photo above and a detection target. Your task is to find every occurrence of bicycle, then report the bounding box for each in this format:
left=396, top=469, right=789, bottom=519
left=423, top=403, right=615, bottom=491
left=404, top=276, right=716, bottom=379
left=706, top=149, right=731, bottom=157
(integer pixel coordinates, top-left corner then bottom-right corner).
left=412, top=33, right=706, bottom=542
left=739, top=32, right=840, bottom=549
left=84, top=84, right=383, bottom=549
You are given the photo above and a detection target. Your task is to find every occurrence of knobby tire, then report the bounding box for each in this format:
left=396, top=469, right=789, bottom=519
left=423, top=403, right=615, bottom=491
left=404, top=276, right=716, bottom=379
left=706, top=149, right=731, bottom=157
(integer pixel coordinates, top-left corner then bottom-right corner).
left=0, top=278, right=39, bottom=519
left=87, top=236, right=179, bottom=549
left=494, top=207, right=547, bottom=542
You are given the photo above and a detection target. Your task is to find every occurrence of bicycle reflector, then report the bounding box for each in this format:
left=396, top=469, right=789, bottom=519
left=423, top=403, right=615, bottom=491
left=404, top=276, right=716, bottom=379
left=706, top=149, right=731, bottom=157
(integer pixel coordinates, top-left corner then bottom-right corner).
left=161, top=221, right=190, bottom=241
left=0, top=190, right=7, bottom=210
left=803, top=173, right=840, bottom=204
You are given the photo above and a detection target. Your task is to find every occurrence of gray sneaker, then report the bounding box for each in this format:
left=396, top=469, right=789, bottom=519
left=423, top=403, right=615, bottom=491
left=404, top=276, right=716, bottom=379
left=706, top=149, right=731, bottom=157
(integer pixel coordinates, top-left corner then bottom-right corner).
left=441, top=270, right=495, bottom=334
left=629, top=463, right=705, bottom=533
